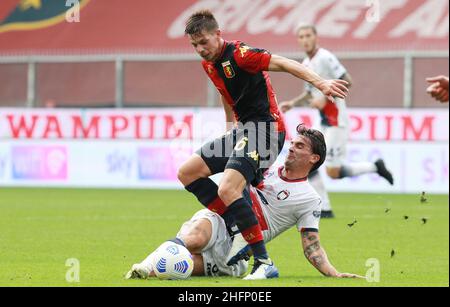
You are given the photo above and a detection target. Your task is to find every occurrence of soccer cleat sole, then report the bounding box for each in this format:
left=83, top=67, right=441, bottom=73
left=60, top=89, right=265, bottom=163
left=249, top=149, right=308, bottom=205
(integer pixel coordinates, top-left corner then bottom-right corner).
left=243, top=265, right=279, bottom=280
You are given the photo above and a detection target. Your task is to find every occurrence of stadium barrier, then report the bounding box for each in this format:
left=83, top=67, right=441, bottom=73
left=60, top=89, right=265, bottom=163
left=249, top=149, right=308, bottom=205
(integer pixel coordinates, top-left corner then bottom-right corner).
left=0, top=52, right=448, bottom=109
left=0, top=107, right=448, bottom=193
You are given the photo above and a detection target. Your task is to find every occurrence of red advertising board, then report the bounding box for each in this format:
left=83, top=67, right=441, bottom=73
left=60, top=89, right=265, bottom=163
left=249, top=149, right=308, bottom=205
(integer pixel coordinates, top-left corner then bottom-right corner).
left=0, top=0, right=448, bottom=55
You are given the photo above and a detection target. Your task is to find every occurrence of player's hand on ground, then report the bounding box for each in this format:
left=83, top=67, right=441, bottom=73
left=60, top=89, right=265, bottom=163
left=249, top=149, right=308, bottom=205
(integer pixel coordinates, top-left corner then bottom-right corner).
left=279, top=101, right=294, bottom=113
left=317, top=79, right=349, bottom=101
left=335, top=272, right=366, bottom=279
left=426, top=75, right=449, bottom=103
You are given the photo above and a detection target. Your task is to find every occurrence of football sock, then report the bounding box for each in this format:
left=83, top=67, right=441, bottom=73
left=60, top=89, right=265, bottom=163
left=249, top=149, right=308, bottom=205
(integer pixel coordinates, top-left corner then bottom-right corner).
left=227, top=198, right=268, bottom=260
left=185, top=177, right=220, bottom=207
left=339, top=162, right=377, bottom=178
left=185, top=178, right=234, bottom=225
left=308, top=170, right=332, bottom=211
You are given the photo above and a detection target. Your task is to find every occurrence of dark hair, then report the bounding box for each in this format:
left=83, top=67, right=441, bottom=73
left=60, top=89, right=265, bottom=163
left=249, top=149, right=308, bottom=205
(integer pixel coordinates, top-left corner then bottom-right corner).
left=296, top=124, right=326, bottom=173
left=185, top=10, right=219, bottom=35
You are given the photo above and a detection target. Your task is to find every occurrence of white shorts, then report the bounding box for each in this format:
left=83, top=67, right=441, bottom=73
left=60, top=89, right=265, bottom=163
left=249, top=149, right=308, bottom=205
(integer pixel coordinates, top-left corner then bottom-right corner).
left=322, top=126, right=349, bottom=168
left=177, top=209, right=248, bottom=277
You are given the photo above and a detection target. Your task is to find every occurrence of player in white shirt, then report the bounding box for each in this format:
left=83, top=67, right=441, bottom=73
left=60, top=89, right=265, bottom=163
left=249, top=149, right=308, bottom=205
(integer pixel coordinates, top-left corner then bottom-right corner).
left=126, top=125, right=363, bottom=280
left=280, top=24, right=394, bottom=218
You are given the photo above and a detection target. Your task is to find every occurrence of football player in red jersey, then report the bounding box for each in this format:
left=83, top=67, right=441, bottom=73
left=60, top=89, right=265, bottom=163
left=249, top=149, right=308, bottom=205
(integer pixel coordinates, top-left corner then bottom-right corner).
left=176, top=10, right=349, bottom=280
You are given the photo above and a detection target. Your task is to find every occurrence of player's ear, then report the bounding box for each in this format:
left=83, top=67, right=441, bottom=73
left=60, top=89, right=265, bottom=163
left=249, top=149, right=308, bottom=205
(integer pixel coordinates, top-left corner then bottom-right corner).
left=310, top=154, right=320, bottom=165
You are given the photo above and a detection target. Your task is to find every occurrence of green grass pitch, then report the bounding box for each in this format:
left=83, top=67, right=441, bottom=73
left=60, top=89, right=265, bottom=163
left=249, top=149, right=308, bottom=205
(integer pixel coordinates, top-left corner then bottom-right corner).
left=0, top=188, right=448, bottom=287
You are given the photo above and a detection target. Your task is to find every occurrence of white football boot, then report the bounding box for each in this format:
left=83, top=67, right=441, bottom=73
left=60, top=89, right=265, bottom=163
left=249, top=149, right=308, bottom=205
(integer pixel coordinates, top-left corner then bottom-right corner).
left=226, top=233, right=251, bottom=266
left=243, top=258, right=279, bottom=280
left=125, top=263, right=152, bottom=280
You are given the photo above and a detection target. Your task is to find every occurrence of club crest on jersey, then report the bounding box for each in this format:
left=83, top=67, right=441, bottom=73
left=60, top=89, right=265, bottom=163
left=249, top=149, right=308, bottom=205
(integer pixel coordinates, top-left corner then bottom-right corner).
left=277, top=190, right=290, bottom=201
left=222, top=61, right=235, bottom=78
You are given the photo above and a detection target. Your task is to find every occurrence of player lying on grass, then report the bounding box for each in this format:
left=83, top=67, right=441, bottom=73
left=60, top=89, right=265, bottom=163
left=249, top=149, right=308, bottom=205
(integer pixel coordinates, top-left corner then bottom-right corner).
left=126, top=125, right=363, bottom=280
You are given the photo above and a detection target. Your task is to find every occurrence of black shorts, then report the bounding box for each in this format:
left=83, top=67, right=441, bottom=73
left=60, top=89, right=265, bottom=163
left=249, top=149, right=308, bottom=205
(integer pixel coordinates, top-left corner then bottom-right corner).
left=196, top=122, right=286, bottom=186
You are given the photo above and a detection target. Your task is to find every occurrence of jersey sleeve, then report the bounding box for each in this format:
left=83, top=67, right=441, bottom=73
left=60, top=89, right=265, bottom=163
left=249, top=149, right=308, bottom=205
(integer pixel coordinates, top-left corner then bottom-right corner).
left=233, top=42, right=272, bottom=74
left=324, top=53, right=347, bottom=80
left=295, top=198, right=322, bottom=231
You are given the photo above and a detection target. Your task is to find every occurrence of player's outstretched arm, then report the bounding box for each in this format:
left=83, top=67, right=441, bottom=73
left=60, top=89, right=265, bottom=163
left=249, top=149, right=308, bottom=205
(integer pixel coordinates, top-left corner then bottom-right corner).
left=279, top=91, right=313, bottom=113
left=268, top=55, right=349, bottom=101
left=301, top=230, right=364, bottom=279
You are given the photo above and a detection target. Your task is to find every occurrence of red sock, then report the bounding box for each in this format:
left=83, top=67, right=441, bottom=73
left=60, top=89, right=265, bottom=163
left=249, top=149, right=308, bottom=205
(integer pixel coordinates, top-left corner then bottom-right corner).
left=241, top=224, right=264, bottom=245
left=207, top=197, right=228, bottom=216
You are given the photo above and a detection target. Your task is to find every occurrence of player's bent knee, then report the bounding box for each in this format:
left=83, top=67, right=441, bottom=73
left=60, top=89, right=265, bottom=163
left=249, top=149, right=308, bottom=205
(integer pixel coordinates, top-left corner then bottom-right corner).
left=177, top=155, right=211, bottom=186
left=181, top=234, right=205, bottom=254
left=218, top=170, right=247, bottom=205
left=180, top=219, right=212, bottom=253
left=217, top=183, right=242, bottom=205
left=177, top=165, right=192, bottom=186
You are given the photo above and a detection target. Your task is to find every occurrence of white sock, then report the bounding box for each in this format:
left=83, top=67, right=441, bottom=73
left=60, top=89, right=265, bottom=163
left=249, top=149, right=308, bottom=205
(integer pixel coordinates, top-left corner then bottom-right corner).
left=309, top=172, right=332, bottom=211
left=140, top=251, right=156, bottom=271
left=341, top=162, right=377, bottom=178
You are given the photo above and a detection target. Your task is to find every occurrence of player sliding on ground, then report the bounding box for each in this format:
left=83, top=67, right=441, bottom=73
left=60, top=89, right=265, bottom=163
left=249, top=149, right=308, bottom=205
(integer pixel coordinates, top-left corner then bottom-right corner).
left=177, top=10, right=349, bottom=280
left=126, top=125, right=363, bottom=280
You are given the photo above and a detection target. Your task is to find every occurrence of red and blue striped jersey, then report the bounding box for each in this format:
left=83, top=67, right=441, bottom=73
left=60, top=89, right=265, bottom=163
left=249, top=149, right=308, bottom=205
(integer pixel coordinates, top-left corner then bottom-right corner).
left=202, top=40, right=285, bottom=132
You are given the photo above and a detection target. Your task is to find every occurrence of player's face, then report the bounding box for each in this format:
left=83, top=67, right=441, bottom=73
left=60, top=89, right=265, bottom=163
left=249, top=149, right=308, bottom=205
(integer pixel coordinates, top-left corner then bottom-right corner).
left=297, top=28, right=317, bottom=54
left=189, top=29, right=222, bottom=62
left=286, top=135, right=319, bottom=171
